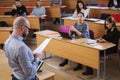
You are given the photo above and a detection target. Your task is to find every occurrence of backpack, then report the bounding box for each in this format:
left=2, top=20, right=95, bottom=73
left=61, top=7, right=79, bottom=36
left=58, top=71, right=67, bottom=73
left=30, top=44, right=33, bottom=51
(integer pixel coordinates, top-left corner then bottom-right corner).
left=0, top=21, right=9, bottom=27
left=60, top=26, right=70, bottom=34
left=4, top=11, right=12, bottom=15
left=100, top=13, right=110, bottom=20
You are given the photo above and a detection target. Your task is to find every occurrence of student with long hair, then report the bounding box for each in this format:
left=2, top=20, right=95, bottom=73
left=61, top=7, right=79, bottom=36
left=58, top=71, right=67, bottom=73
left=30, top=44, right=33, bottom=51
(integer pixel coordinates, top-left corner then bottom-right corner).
left=84, top=16, right=120, bottom=75
left=98, top=16, right=120, bottom=55
left=73, top=0, right=90, bottom=18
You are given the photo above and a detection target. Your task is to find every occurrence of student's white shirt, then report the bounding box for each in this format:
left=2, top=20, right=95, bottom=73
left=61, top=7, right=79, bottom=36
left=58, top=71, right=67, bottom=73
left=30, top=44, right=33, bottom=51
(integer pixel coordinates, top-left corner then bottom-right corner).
left=31, top=6, right=46, bottom=19
left=73, top=8, right=90, bottom=18
left=114, top=0, right=117, bottom=6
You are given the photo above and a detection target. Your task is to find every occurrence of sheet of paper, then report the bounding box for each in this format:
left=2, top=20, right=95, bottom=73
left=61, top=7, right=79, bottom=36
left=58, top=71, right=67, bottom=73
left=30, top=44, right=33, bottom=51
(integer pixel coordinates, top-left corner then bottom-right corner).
left=85, top=18, right=100, bottom=22
left=33, top=38, right=52, bottom=54
left=87, top=39, right=97, bottom=44
left=95, top=20, right=105, bottom=24
left=62, top=16, right=77, bottom=20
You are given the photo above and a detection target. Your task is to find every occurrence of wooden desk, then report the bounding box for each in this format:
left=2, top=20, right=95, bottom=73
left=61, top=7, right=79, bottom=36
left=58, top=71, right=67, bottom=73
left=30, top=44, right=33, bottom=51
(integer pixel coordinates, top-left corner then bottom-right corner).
left=62, top=0, right=77, bottom=10
left=46, top=6, right=66, bottom=18
left=97, top=0, right=109, bottom=7
left=0, top=49, right=12, bottom=80
left=0, top=27, right=12, bottom=44
left=62, top=0, right=89, bottom=10
left=0, top=0, right=51, bottom=7
left=0, top=16, right=40, bottom=30
left=35, top=30, right=115, bottom=80
left=88, top=6, right=120, bottom=18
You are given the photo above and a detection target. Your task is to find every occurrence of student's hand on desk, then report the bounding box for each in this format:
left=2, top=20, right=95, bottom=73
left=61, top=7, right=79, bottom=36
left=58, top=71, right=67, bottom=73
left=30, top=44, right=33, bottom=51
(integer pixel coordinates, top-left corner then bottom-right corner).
left=97, top=38, right=106, bottom=43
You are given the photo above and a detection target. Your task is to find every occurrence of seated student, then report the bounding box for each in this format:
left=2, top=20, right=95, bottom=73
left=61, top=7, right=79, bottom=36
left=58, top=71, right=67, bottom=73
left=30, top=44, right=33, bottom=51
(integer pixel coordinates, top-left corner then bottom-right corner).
left=108, top=0, right=120, bottom=8
left=73, top=0, right=90, bottom=18
left=98, top=16, right=120, bottom=55
left=51, top=0, right=62, bottom=24
left=31, top=0, right=46, bottom=22
left=59, top=12, right=90, bottom=73
left=83, top=16, right=120, bottom=75
left=11, top=0, right=28, bottom=16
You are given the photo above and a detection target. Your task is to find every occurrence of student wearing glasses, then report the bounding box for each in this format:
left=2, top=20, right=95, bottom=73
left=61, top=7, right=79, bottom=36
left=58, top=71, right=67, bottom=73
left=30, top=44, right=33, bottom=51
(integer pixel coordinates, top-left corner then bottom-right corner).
left=4, top=17, right=41, bottom=80
left=73, top=0, right=90, bottom=18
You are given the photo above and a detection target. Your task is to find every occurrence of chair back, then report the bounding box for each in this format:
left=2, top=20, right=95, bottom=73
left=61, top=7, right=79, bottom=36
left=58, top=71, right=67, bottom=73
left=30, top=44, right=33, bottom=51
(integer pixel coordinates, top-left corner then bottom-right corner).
left=111, top=14, right=120, bottom=22
left=89, top=29, right=94, bottom=39
left=100, top=13, right=110, bottom=20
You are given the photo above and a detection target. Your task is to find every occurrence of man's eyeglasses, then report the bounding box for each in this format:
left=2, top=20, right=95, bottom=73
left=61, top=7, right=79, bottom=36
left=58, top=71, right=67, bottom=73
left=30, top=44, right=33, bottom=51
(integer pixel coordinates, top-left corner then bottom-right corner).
left=25, top=26, right=30, bottom=31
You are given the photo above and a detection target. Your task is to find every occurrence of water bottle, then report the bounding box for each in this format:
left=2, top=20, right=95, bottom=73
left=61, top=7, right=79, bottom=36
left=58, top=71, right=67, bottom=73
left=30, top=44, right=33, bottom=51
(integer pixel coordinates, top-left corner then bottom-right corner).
left=72, top=34, right=76, bottom=40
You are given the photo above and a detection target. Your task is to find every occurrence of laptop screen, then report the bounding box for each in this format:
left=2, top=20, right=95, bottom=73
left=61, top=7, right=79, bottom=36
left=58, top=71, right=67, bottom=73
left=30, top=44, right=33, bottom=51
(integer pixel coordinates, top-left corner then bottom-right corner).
left=59, top=32, right=72, bottom=39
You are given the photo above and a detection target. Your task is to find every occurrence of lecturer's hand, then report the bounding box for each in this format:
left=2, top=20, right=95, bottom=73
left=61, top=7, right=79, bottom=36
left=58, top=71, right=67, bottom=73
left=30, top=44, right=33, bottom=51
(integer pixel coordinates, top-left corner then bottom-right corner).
left=34, top=54, right=42, bottom=59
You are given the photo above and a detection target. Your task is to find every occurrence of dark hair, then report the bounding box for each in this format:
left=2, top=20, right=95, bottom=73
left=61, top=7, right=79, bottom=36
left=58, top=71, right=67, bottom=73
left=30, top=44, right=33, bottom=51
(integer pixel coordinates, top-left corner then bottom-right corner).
left=78, top=12, right=84, bottom=17
left=104, top=16, right=116, bottom=30
left=15, top=0, right=20, bottom=1
left=76, top=0, right=87, bottom=14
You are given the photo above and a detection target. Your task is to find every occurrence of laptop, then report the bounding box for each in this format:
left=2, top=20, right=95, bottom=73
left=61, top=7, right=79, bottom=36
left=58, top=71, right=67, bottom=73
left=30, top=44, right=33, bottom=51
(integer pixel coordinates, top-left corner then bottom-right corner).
left=37, top=60, right=44, bottom=73
left=59, top=32, right=72, bottom=39
left=59, top=31, right=79, bottom=39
